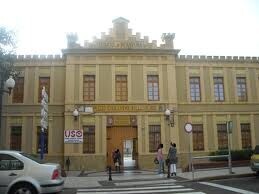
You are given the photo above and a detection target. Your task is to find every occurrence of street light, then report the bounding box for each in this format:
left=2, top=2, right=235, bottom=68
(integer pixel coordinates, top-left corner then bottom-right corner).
left=0, top=76, right=15, bottom=148
left=227, top=121, right=233, bottom=174
left=164, top=108, right=174, bottom=127
left=73, top=108, right=79, bottom=121
left=0, top=76, right=15, bottom=95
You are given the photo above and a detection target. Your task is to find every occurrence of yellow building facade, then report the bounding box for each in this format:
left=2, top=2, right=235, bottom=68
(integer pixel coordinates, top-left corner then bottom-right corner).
left=1, top=17, right=259, bottom=171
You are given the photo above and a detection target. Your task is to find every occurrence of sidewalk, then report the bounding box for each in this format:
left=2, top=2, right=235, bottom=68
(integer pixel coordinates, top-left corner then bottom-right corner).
left=64, top=166, right=254, bottom=188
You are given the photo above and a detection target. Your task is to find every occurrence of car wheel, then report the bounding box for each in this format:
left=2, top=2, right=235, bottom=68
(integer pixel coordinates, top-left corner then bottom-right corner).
left=9, top=182, right=38, bottom=194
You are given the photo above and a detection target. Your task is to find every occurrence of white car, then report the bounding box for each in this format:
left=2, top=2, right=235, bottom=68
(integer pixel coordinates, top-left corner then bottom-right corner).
left=0, top=150, right=64, bottom=194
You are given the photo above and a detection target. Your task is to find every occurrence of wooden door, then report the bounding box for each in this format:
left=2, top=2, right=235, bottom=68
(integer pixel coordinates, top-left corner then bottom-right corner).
left=107, top=127, right=137, bottom=169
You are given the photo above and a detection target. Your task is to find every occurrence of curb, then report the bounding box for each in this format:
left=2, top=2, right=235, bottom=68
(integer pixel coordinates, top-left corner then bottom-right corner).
left=186, top=173, right=255, bottom=182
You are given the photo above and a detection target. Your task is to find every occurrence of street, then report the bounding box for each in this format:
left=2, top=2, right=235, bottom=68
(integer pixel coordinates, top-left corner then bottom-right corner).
left=206, top=176, right=259, bottom=193
left=60, top=175, right=259, bottom=194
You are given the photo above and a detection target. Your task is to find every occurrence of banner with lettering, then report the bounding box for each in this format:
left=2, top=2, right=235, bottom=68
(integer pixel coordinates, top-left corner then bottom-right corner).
left=64, top=130, right=83, bottom=143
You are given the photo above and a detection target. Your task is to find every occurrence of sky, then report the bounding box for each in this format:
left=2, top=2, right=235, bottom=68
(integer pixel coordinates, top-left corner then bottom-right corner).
left=0, top=0, right=259, bottom=57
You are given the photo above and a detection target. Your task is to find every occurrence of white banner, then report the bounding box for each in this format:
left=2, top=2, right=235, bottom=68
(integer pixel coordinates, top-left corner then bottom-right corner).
left=64, top=130, right=83, bottom=143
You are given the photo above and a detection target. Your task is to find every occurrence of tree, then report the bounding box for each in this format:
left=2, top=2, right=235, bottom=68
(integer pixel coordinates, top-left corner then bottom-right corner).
left=0, top=26, right=17, bottom=149
left=0, top=26, right=17, bottom=81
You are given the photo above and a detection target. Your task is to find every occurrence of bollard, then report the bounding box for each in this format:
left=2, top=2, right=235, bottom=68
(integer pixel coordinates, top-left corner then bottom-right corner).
left=65, top=157, right=70, bottom=171
left=108, top=166, right=112, bottom=181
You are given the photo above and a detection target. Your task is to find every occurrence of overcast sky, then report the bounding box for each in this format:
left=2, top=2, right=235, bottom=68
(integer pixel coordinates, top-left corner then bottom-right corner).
left=1, top=0, right=258, bottom=56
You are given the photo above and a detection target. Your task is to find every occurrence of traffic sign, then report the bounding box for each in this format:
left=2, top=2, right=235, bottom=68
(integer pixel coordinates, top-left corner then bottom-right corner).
left=184, top=123, right=193, bottom=133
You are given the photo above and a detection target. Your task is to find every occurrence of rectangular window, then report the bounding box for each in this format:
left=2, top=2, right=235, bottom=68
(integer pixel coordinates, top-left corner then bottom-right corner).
left=38, top=77, right=50, bottom=103
left=147, top=75, right=159, bottom=101
left=83, top=75, right=95, bottom=101
left=236, top=77, right=247, bottom=101
left=83, top=126, right=95, bottom=153
left=241, top=123, right=251, bottom=149
left=214, top=77, right=224, bottom=101
left=10, top=126, right=22, bottom=151
left=149, top=125, right=161, bottom=152
left=190, top=77, right=201, bottom=102
left=192, top=124, right=204, bottom=151
left=115, top=75, right=128, bottom=101
left=36, top=127, right=48, bottom=153
left=12, top=77, right=24, bottom=103
left=217, top=124, right=228, bottom=150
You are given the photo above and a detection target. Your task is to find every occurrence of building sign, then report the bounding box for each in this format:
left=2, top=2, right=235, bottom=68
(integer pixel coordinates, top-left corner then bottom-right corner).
left=64, top=130, right=83, bottom=143
left=87, top=40, right=155, bottom=49
left=106, top=115, right=137, bottom=127
left=92, top=104, right=165, bottom=113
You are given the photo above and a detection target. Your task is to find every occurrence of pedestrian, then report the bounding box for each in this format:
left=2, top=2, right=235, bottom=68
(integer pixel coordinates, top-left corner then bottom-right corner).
left=156, top=143, right=164, bottom=175
left=114, top=149, right=122, bottom=172
left=112, top=149, right=117, bottom=168
left=167, top=142, right=177, bottom=176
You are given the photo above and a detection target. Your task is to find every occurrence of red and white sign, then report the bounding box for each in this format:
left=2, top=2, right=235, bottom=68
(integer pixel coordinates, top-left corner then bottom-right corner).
left=64, top=130, right=83, bottom=143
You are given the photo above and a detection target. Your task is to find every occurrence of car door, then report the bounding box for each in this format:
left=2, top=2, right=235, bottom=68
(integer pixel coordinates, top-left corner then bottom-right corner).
left=0, top=153, right=24, bottom=194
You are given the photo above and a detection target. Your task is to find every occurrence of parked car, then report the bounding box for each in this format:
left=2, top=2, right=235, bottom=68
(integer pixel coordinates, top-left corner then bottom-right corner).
left=250, top=145, right=259, bottom=174
left=0, top=150, right=64, bottom=194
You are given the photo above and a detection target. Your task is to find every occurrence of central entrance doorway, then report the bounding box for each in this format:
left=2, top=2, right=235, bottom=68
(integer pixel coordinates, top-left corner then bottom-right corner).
left=107, top=126, right=138, bottom=170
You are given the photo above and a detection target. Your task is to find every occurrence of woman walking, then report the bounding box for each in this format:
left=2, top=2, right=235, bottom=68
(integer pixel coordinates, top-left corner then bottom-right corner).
left=167, top=142, right=177, bottom=176
left=156, top=143, right=164, bottom=175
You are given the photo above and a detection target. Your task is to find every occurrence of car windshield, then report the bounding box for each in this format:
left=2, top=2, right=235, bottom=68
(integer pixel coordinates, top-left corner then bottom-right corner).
left=254, top=145, right=259, bottom=154
left=20, top=153, right=46, bottom=164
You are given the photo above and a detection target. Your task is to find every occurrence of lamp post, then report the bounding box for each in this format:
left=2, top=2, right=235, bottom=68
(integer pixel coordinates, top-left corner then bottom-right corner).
left=0, top=76, right=15, bottom=148
left=227, top=121, right=233, bottom=174
left=0, top=76, right=15, bottom=95
left=184, top=123, right=193, bottom=178
left=164, top=108, right=175, bottom=178
left=73, top=108, right=80, bottom=132
left=164, top=108, right=174, bottom=127
left=73, top=108, right=79, bottom=121
left=40, top=86, right=48, bottom=160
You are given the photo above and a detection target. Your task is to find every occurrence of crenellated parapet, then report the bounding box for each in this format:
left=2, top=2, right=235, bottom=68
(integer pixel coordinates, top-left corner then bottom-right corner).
left=177, top=55, right=259, bottom=63
left=14, top=54, right=63, bottom=60
left=66, top=33, right=81, bottom=48
left=161, top=33, right=175, bottom=49
left=65, top=17, right=176, bottom=50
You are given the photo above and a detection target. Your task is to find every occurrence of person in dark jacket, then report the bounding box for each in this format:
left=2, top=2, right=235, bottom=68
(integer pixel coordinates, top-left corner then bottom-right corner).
left=114, top=149, right=122, bottom=172
left=167, top=142, right=177, bottom=176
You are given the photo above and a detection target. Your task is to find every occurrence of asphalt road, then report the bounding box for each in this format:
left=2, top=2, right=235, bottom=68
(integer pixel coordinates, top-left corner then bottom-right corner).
left=61, top=175, right=259, bottom=194
left=207, top=176, right=259, bottom=193
left=177, top=175, right=259, bottom=194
